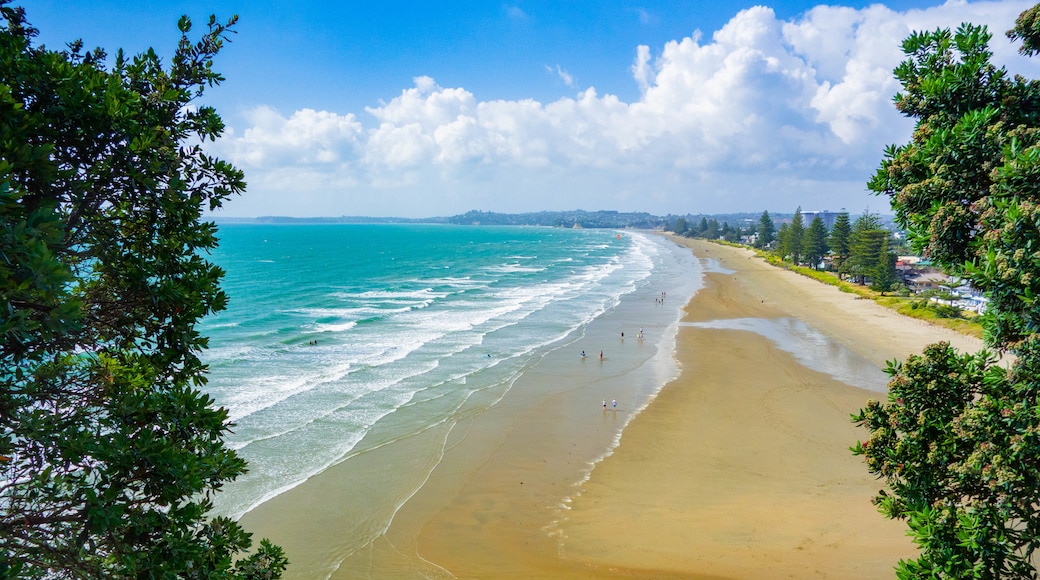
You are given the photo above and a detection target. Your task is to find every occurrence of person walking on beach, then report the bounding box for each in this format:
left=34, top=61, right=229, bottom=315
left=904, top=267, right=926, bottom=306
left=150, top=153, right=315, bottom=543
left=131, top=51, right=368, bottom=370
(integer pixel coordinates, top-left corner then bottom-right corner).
left=599, top=350, right=603, bottom=361
left=612, top=399, right=617, bottom=409
left=603, top=400, right=607, bottom=409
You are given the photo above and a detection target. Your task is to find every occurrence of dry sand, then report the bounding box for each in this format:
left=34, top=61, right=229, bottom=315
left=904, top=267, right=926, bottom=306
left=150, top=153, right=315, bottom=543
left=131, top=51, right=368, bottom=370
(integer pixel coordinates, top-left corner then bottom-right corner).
left=244, top=237, right=985, bottom=578
left=555, top=238, right=984, bottom=578
left=413, top=238, right=984, bottom=578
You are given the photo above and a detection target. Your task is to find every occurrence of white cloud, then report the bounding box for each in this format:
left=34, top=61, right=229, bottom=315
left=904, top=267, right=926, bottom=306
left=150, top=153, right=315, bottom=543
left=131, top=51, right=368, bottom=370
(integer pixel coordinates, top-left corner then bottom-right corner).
left=547, top=64, right=576, bottom=87
left=365, top=76, right=476, bottom=130
left=215, top=1, right=1040, bottom=218
left=632, top=44, right=653, bottom=92
left=226, top=106, right=363, bottom=168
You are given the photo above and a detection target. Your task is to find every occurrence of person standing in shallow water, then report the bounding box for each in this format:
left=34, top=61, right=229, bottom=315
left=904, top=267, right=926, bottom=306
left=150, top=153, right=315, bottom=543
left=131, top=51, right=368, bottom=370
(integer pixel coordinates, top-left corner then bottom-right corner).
left=599, top=350, right=603, bottom=361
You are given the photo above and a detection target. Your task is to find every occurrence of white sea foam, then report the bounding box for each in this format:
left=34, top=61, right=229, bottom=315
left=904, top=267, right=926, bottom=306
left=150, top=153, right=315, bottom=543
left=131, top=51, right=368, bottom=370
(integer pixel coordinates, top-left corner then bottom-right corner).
left=205, top=226, right=688, bottom=532
left=310, top=321, right=358, bottom=333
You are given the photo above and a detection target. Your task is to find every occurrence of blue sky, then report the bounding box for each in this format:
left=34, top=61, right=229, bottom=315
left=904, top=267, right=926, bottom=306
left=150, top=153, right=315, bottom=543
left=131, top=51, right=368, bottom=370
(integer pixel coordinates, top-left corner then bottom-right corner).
left=22, top=1, right=1040, bottom=218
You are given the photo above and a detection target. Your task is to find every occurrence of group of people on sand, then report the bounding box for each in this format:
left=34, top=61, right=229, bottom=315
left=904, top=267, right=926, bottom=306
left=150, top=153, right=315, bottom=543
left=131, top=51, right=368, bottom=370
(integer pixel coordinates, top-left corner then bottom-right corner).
left=583, top=326, right=649, bottom=359
left=582, top=324, right=654, bottom=411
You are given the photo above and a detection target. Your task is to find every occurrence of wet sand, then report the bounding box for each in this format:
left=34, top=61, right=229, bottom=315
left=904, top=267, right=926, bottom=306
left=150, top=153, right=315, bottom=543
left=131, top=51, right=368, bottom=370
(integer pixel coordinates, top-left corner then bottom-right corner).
left=239, top=238, right=692, bottom=579
left=413, top=238, right=983, bottom=578
left=555, top=238, right=988, bottom=577
left=243, top=237, right=984, bottom=578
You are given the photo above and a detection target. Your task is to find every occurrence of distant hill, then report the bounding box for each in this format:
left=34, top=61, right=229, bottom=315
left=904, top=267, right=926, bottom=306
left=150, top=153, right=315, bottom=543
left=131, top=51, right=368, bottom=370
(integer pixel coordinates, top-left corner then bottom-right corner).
left=212, top=210, right=894, bottom=231
left=444, top=210, right=665, bottom=228
left=214, top=210, right=670, bottom=229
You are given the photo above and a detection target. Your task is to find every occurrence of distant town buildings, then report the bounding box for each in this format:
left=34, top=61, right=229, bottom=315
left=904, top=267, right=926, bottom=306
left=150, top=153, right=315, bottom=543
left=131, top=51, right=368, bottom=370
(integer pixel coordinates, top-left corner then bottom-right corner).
left=800, top=210, right=842, bottom=230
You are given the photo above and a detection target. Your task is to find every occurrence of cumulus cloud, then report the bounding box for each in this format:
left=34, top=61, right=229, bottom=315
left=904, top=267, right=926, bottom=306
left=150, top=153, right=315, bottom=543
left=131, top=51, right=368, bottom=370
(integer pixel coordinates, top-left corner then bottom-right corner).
left=215, top=1, right=1040, bottom=217
left=632, top=44, right=653, bottom=92
left=226, top=106, right=363, bottom=168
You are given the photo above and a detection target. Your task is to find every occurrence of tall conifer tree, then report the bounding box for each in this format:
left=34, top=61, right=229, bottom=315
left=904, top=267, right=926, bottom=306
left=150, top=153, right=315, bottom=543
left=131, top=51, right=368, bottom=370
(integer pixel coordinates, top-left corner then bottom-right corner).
left=802, top=216, right=829, bottom=270
left=787, top=207, right=805, bottom=265
left=828, top=211, right=852, bottom=275
left=756, top=210, right=775, bottom=249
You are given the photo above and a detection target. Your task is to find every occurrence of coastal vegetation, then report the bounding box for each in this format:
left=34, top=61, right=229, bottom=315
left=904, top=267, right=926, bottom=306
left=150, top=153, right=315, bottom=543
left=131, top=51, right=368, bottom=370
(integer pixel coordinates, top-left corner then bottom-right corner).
left=754, top=210, right=775, bottom=249
left=754, top=246, right=983, bottom=337
left=0, top=4, right=286, bottom=577
left=853, top=4, right=1040, bottom=577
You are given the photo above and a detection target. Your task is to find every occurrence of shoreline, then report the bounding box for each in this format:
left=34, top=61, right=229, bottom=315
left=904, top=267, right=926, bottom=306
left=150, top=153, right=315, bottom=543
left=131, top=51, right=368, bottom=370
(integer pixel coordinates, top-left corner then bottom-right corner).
left=241, top=236, right=985, bottom=578
left=410, top=237, right=984, bottom=577
left=553, top=237, right=988, bottom=577
left=237, top=232, right=699, bottom=579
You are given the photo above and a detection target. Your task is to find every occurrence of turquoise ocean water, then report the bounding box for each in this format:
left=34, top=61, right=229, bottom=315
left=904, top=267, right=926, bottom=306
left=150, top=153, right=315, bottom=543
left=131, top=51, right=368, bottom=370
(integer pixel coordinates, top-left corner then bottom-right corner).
left=200, top=224, right=702, bottom=522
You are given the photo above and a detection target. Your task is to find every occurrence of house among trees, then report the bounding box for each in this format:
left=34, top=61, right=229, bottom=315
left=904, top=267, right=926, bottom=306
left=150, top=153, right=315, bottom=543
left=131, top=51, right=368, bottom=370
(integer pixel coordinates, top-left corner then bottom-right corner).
left=905, top=270, right=956, bottom=293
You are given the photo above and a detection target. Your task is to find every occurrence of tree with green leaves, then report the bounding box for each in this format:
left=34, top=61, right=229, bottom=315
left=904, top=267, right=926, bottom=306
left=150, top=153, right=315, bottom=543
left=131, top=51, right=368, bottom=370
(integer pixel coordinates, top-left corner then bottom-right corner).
left=869, top=235, right=898, bottom=294
left=854, top=6, right=1040, bottom=577
left=724, top=223, right=741, bottom=243
left=827, top=211, right=851, bottom=275
left=786, top=207, right=804, bottom=265
left=802, top=216, right=829, bottom=270
left=841, top=212, right=884, bottom=284
left=755, top=210, right=775, bottom=249
left=704, top=218, right=719, bottom=240
left=0, top=4, right=286, bottom=577
left=775, top=222, right=790, bottom=259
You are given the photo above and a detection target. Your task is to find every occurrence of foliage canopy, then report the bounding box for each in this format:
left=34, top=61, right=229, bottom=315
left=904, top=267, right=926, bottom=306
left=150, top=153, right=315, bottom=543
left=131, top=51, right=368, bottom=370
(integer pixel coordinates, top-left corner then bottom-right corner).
left=755, top=210, right=775, bottom=249
left=802, top=216, right=829, bottom=270
left=0, top=4, right=286, bottom=577
left=855, top=5, right=1040, bottom=577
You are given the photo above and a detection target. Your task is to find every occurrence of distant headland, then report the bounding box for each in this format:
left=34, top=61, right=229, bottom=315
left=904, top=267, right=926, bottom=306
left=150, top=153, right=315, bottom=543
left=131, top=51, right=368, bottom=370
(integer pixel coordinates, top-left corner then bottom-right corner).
left=213, top=209, right=776, bottom=230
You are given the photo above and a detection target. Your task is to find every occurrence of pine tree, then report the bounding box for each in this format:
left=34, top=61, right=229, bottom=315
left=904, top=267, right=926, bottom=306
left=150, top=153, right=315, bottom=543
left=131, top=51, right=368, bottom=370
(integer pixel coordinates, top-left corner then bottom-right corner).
left=756, top=210, right=775, bottom=249
left=828, top=211, right=852, bottom=275
left=842, top=212, right=884, bottom=283
left=787, top=207, right=805, bottom=265
left=802, top=216, right=829, bottom=270
left=775, top=222, right=790, bottom=258
left=869, top=235, right=898, bottom=294
left=705, top=219, right=719, bottom=240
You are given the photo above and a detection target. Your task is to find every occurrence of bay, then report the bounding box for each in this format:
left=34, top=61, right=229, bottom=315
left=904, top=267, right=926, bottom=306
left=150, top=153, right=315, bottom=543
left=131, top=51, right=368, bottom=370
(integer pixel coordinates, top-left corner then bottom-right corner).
left=200, top=223, right=701, bottom=534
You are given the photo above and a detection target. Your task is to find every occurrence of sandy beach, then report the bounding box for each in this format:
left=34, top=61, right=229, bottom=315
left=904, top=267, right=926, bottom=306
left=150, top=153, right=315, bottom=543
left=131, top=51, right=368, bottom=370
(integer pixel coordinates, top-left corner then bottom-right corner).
left=241, top=236, right=984, bottom=578
left=554, top=238, right=984, bottom=578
